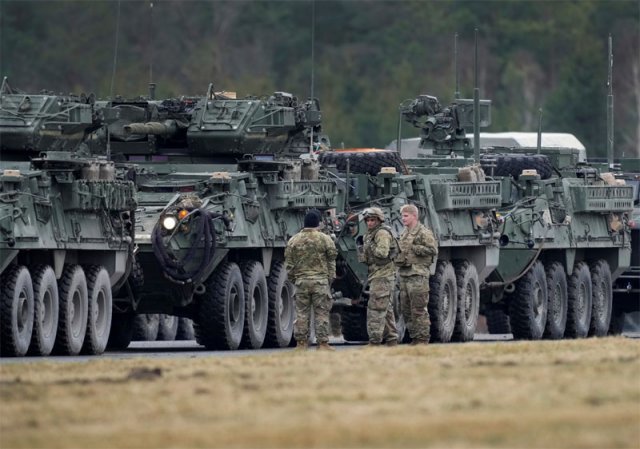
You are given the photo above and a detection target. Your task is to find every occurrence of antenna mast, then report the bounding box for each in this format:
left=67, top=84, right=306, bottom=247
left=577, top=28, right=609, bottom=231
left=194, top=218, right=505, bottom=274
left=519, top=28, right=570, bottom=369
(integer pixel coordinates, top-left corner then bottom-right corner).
left=607, top=34, right=614, bottom=166
left=109, top=0, right=121, bottom=100
left=148, top=1, right=156, bottom=99
left=309, top=0, right=316, bottom=152
left=473, top=28, right=480, bottom=164
left=454, top=33, right=460, bottom=100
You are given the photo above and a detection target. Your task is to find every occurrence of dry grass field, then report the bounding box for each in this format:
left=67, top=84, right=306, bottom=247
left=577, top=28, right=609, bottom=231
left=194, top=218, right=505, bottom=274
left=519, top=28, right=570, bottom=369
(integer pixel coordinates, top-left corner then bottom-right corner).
left=1, top=337, right=639, bottom=449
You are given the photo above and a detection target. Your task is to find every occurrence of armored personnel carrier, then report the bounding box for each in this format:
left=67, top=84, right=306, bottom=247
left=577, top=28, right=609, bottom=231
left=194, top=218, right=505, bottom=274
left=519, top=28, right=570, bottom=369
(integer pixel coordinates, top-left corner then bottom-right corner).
left=479, top=35, right=634, bottom=340
left=0, top=78, right=136, bottom=356
left=325, top=88, right=633, bottom=343
left=478, top=137, right=633, bottom=340
left=94, top=85, right=338, bottom=350
left=322, top=94, right=501, bottom=343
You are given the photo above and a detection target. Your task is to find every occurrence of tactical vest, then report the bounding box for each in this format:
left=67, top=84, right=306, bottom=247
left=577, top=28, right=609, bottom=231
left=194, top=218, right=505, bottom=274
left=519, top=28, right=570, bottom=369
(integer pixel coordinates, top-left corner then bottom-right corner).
left=397, top=224, right=437, bottom=268
left=364, top=225, right=399, bottom=265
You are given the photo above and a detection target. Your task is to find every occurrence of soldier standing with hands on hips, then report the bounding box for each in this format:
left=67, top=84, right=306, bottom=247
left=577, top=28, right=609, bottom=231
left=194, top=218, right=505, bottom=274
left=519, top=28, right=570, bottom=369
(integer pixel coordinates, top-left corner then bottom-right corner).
left=357, top=207, right=399, bottom=347
left=395, top=204, right=438, bottom=345
left=285, top=209, right=338, bottom=351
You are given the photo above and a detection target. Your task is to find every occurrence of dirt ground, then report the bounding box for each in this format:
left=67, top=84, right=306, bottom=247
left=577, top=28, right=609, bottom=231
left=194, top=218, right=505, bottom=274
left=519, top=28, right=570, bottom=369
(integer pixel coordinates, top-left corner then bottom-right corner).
left=1, top=337, right=638, bottom=449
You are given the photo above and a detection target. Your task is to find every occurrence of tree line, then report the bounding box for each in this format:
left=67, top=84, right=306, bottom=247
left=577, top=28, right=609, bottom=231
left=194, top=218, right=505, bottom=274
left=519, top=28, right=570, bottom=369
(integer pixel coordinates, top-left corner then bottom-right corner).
left=1, top=0, right=638, bottom=158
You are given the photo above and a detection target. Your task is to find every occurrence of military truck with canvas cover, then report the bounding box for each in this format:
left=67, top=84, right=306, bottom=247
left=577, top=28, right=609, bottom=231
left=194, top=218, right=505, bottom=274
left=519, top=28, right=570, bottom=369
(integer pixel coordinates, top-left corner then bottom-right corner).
left=0, top=78, right=136, bottom=356
left=321, top=94, right=501, bottom=343
left=94, top=85, right=338, bottom=350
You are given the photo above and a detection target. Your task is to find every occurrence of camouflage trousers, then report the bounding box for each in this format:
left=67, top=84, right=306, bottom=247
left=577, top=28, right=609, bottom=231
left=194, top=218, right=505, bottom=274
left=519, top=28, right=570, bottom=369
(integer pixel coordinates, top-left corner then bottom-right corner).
left=367, top=276, right=398, bottom=344
left=293, top=278, right=332, bottom=344
left=399, top=274, right=431, bottom=341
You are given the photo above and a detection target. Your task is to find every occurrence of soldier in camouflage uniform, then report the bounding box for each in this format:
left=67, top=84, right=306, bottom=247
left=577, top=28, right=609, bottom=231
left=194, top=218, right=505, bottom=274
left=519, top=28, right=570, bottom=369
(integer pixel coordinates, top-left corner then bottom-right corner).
left=285, top=209, right=338, bottom=351
left=357, top=207, right=398, bottom=346
left=395, top=204, right=438, bottom=344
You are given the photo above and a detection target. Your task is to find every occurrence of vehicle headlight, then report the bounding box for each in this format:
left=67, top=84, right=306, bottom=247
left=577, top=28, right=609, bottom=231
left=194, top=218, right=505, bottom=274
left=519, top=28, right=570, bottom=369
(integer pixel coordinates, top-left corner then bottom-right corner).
left=162, top=215, right=178, bottom=231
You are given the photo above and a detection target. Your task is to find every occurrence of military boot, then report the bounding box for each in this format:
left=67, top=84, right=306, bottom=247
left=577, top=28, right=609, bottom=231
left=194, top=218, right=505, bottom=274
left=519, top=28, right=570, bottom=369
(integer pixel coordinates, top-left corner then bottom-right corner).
left=317, top=342, right=335, bottom=351
left=365, top=342, right=381, bottom=348
left=295, top=341, right=309, bottom=350
left=385, top=339, right=398, bottom=347
left=410, top=338, right=428, bottom=345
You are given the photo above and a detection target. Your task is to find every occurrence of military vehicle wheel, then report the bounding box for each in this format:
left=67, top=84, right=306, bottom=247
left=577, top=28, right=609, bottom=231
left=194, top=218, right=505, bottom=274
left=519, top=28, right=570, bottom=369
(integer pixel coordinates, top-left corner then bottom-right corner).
left=240, top=261, right=269, bottom=349
left=393, top=291, right=410, bottom=344
left=509, top=261, right=548, bottom=340
left=176, top=318, right=195, bottom=340
left=196, top=262, right=245, bottom=350
left=54, top=265, right=88, bottom=355
left=318, top=150, right=405, bottom=176
left=82, top=266, right=112, bottom=355
left=452, top=260, right=479, bottom=342
left=264, top=261, right=295, bottom=348
left=485, top=304, right=511, bottom=334
left=133, top=314, right=160, bottom=341
left=428, top=261, right=457, bottom=343
left=589, top=260, right=613, bottom=337
left=480, top=153, right=553, bottom=180
left=340, top=308, right=368, bottom=342
left=544, top=262, right=568, bottom=340
left=565, top=262, right=592, bottom=338
left=0, top=265, right=34, bottom=357
left=157, top=314, right=179, bottom=341
left=107, top=312, right=135, bottom=350
left=29, top=265, right=58, bottom=356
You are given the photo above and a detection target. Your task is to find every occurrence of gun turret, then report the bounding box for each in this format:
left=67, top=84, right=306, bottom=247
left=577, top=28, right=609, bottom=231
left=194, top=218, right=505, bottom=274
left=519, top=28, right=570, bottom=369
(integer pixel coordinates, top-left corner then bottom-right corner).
left=96, top=86, right=329, bottom=162
left=399, top=94, right=491, bottom=155
left=0, top=77, right=99, bottom=159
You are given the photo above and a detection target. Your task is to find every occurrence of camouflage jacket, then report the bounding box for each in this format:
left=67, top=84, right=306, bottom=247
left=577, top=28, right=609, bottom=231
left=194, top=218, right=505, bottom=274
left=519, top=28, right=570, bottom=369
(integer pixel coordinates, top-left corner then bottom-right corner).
left=362, top=224, right=397, bottom=280
left=396, top=223, right=437, bottom=277
left=285, top=228, right=337, bottom=284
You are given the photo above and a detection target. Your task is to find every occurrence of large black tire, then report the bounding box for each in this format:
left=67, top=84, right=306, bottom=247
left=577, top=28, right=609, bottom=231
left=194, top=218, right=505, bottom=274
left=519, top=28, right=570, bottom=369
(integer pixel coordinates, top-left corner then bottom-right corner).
left=264, top=261, right=295, bottom=348
left=318, top=150, right=405, bottom=176
left=82, top=266, right=112, bottom=355
left=393, top=288, right=410, bottom=344
left=54, top=265, right=88, bottom=355
left=176, top=318, right=195, bottom=340
left=509, top=261, right=548, bottom=340
left=589, top=260, right=613, bottom=337
left=0, top=265, right=34, bottom=357
left=485, top=304, right=511, bottom=334
left=428, top=261, right=457, bottom=343
left=133, top=314, right=160, bottom=341
left=452, top=260, right=480, bottom=342
left=565, top=262, right=592, bottom=338
left=157, top=314, right=179, bottom=341
left=107, top=312, right=135, bottom=350
left=195, top=262, right=245, bottom=350
left=480, top=153, right=553, bottom=180
left=240, top=261, right=269, bottom=349
left=543, top=262, right=568, bottom=340
left=29, top=265, right=58, bottom=356
left=340, top=308, right=368, bottom=342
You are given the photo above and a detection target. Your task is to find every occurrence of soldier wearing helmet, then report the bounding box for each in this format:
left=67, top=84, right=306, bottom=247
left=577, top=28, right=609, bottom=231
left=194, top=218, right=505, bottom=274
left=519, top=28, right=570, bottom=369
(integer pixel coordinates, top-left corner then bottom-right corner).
left=357, top=207, right=399, bottom=346
left=396, top=203, right=438, bottom=344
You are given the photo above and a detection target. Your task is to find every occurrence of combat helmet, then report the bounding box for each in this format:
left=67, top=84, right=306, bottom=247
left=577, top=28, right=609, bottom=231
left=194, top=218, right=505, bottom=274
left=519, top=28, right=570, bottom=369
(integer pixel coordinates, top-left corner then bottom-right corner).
left=362, top=207, right=385, bottom=222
